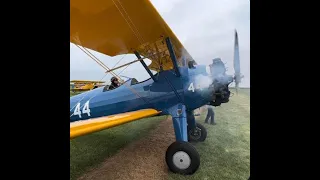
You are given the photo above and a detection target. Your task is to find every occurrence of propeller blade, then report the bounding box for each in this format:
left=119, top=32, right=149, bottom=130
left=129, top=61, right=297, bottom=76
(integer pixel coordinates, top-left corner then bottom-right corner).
left=235, top=84, right=239, bottom=95
left=233, top=29, right=242, bottom=94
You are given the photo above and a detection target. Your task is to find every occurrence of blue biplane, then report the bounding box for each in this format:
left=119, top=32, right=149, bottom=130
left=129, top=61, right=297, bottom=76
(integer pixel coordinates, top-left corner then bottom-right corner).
left=70, top=0, right=243, bottom=175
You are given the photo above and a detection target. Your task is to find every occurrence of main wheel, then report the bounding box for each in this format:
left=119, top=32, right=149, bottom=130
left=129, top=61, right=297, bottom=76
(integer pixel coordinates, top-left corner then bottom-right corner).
left=188, top=122, right=207, bottom=142
left=165, top=141, right=200, bottom=175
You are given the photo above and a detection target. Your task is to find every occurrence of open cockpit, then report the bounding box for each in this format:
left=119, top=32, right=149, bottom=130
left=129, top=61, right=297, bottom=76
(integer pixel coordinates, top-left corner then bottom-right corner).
left=102, top=77, right=149, bottom=92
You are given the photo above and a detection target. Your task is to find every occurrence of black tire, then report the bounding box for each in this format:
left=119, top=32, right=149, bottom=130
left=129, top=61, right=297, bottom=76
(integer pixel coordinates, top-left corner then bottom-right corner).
left=188, top=122, right=207, bottom=142
left=165, top=141, right=200, bottom=175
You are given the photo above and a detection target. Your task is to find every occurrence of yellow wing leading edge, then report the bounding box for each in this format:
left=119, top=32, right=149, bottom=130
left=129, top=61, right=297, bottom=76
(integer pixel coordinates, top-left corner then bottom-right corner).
left=70, top=0, right=195, bottom=72
left=70, top=109, right=161, bottom=139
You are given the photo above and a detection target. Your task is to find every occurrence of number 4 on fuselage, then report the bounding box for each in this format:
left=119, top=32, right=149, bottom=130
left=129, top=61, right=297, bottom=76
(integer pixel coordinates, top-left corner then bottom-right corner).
left=72, top=100, right=91, bottom=118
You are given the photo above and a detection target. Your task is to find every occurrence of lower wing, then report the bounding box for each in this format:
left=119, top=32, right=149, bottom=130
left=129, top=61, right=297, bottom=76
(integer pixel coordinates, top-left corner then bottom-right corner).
left=70, top=109, right=161, bottom=139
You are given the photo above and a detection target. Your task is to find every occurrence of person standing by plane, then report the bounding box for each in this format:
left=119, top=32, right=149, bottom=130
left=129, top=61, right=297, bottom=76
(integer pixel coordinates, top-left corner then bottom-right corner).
left=204, top=104, right=216, bottom=125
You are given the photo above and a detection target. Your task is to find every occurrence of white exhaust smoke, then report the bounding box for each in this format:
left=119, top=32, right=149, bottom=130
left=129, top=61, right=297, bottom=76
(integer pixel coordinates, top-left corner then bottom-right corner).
left=193, top=74, right=212, bottom=90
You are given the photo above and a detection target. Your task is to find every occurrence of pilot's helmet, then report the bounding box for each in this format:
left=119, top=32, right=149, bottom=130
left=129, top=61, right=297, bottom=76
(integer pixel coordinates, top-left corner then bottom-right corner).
left=111, top=76, right=118, bottom=83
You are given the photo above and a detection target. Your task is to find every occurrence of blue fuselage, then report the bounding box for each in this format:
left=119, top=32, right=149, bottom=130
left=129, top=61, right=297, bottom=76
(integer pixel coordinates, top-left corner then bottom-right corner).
left=70, top=66, right=214, bottom=122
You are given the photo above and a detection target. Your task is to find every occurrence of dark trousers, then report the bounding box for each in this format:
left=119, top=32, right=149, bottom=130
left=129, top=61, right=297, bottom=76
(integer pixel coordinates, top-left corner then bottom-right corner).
left=205, top=107, right=215, bottom=124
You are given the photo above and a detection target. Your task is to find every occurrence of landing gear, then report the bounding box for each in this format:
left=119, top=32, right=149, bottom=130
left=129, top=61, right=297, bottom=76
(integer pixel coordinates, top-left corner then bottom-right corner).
left=166, top=104, right=203, bottom=175
left=188, top=122, right=207, bottom=142
left=165, top=141, right=200, bottom=175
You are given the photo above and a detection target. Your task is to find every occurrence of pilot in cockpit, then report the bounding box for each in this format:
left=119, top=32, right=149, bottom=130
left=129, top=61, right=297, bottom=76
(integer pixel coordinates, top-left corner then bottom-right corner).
left=109, top=76, right=120, bottom=90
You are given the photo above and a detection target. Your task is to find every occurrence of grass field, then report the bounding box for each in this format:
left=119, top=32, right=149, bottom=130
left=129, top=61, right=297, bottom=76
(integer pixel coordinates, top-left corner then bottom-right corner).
left=70, top=88, right=250, bottom=180
left=70, top=116, right=165, bottom=180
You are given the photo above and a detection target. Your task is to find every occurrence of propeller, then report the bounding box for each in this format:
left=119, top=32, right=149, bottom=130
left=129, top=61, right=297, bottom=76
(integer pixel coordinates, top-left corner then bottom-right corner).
left=233, top=29, right=243, bottom=94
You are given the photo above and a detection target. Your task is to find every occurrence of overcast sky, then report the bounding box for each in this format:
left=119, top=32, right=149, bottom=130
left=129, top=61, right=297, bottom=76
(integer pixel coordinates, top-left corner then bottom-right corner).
left=70, top=0, right=250, bottom=87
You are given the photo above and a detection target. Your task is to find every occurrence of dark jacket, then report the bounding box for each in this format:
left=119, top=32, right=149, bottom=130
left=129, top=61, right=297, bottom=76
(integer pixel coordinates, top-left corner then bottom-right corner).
left=108, top=83, right=119, bottom=90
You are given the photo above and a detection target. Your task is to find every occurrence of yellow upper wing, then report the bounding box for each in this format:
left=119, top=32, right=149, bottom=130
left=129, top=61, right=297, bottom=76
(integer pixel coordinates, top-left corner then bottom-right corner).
left=70, top=0, right=195, bottom=72
left=70, top=109, right=161, bottom=139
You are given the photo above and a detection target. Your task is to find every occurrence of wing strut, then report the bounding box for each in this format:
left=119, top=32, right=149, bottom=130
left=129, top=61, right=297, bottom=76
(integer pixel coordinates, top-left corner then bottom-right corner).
left=105, top=57, right=146, bottom=73
left=165, top=37, right=181, bottom=77
left=134, top=51, right=158, bottom=82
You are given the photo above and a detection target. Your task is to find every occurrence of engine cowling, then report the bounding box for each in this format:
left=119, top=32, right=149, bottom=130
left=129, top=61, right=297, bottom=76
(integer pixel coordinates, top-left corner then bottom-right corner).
left=207, top=58, right=233, bottom=106
left=209, top=75, right=233, bottom=106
